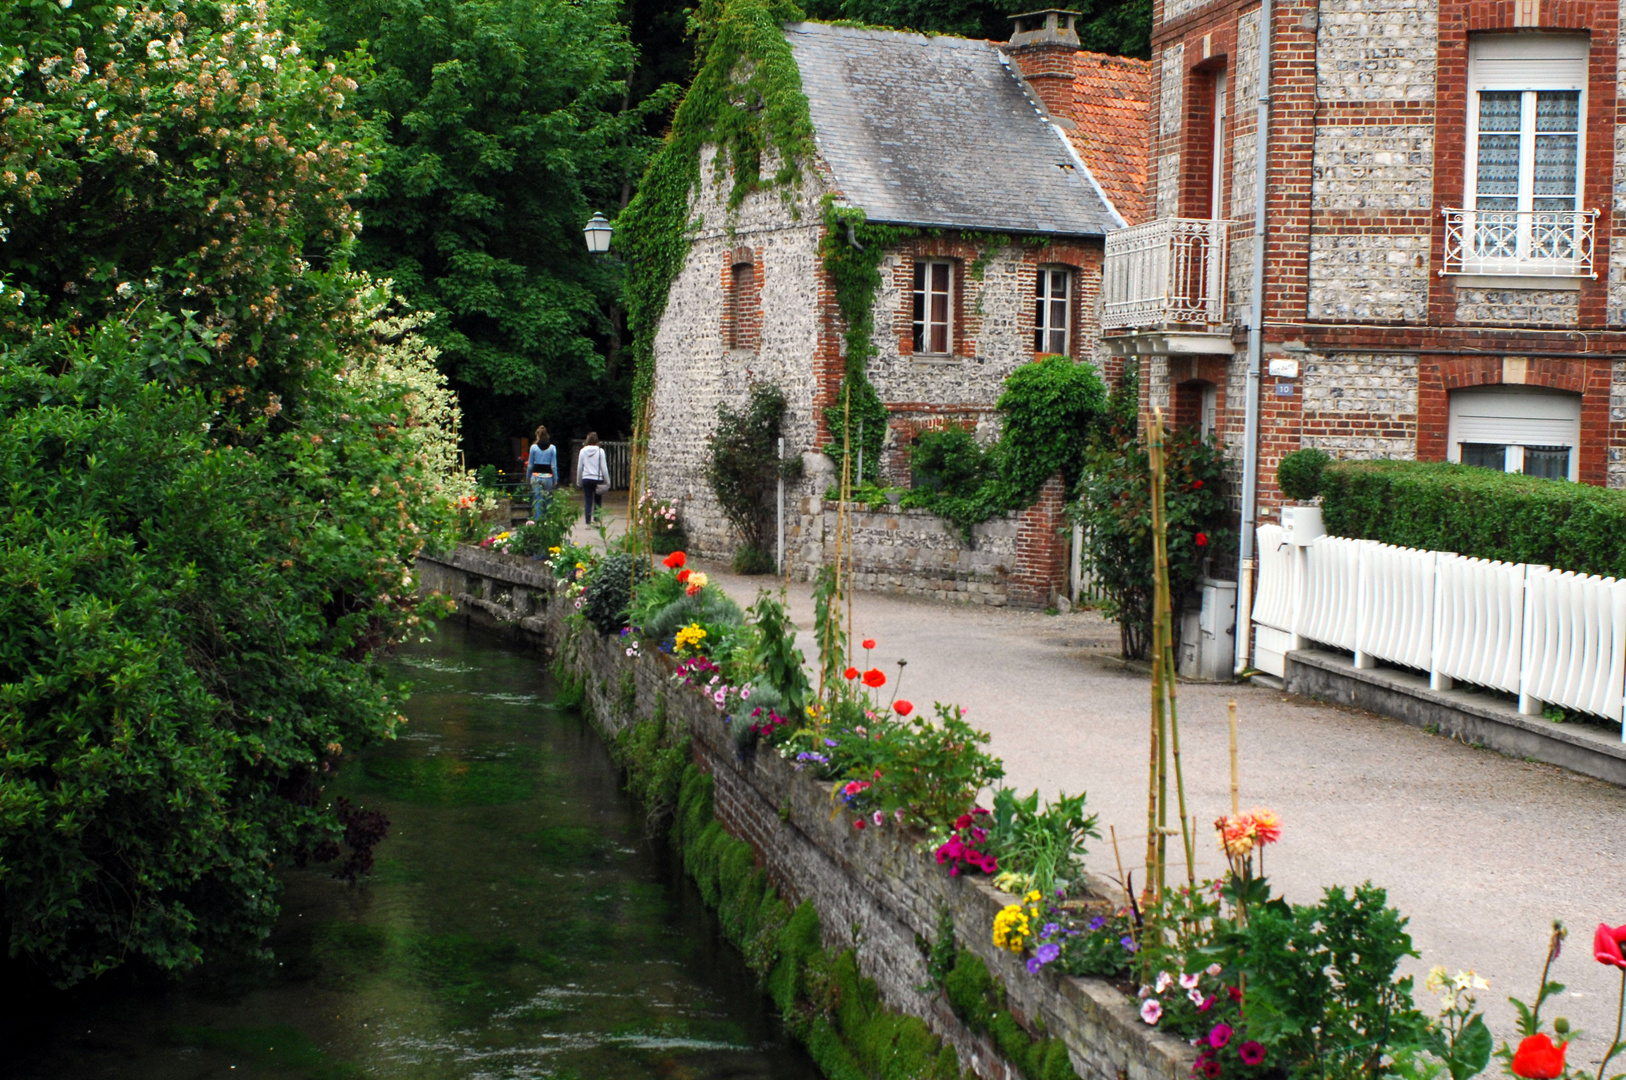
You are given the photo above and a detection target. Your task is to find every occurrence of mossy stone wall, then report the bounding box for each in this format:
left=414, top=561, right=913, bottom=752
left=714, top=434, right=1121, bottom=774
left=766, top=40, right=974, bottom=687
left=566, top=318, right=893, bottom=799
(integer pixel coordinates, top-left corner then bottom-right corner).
left=417, top=545, right=1196, bottom=1080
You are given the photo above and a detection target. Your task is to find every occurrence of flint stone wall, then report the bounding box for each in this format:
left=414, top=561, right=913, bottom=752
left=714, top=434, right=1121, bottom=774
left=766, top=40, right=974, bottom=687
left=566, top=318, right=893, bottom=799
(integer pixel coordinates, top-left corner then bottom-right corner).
left=416, top=544, right=1195, bottom=1080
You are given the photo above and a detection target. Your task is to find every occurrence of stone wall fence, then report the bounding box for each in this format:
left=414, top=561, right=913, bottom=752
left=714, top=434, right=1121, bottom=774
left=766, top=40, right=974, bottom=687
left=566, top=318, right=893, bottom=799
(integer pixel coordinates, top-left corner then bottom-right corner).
left=417, top=545, right=1195, bottom=1080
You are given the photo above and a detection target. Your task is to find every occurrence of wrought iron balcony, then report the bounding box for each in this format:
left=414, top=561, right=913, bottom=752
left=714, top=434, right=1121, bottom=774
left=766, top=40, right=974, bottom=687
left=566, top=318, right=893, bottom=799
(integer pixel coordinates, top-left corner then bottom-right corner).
left=1101, top=217, right=1230, bottom=335
left=1440, top=207, right=1598, bottom=278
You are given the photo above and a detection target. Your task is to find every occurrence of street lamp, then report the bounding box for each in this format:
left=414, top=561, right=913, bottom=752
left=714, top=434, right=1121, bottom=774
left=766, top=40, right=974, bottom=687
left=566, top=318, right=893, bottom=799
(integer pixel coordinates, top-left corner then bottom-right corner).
left=583, top=211, right=613, bottom=254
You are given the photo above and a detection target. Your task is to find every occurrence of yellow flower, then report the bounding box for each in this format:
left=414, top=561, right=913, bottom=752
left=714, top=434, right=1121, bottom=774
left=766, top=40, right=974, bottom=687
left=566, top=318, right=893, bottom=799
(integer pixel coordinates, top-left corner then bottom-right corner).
left=674, top=623, right=707, bottom=652
left=992, top=903, right=1031, bottom=954
left=548, top=546, right=561, bottom=555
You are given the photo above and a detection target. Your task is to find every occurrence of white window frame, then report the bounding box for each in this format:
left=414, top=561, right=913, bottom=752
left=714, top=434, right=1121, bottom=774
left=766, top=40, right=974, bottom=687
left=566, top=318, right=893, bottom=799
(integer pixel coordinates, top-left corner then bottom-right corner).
left=1034, top=265, right=1073, bottom=356
left=1456, top=34, right=1591, bottom=275
left=912, top=259, right=954, bottom=356
left=1446, top=385, right=1581, bottom=482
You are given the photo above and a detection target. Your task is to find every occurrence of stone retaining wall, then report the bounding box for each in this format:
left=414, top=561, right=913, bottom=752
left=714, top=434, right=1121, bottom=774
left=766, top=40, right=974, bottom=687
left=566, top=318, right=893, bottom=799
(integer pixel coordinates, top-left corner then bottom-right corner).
left=417, top=545, right=1193, bottom=1080
left=785, top=475, right=1072, bottom=609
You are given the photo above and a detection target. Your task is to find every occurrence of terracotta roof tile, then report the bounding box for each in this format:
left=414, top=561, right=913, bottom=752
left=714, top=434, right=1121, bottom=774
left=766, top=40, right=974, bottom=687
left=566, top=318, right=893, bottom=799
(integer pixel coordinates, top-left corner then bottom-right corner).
left=1063, top=52, right=1153, bottom=225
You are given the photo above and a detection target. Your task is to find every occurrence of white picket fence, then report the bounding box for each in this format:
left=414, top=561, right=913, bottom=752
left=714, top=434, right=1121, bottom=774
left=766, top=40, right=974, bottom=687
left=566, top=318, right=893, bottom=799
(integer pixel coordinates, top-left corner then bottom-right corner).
left=1252, top=523, right=1626, bottom=732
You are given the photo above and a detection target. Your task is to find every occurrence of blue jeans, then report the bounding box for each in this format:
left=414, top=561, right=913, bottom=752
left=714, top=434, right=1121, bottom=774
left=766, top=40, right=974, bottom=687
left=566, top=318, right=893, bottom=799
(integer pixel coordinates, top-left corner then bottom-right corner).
left=530, top=474, right=554, bottom=521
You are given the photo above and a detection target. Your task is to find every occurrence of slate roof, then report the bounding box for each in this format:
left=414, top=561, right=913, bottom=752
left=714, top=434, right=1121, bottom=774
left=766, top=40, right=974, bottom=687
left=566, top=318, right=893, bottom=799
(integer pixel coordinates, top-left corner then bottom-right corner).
left=1066, top=52, right=1153, bottom=226
left=784, top=22, right=1124, bottom=238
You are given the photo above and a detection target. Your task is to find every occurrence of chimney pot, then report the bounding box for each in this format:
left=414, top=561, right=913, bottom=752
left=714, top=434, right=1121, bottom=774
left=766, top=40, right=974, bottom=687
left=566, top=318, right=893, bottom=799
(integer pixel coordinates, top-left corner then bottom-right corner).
left=1006, top=8, right=1082, bottom=120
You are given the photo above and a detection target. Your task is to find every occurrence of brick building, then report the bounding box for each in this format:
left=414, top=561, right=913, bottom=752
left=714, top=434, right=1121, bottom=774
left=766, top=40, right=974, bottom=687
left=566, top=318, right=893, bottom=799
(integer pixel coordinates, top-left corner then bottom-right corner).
left=1103, top=0, right=1626, bottom=512
left=646, top=16, right=1151, bottom=604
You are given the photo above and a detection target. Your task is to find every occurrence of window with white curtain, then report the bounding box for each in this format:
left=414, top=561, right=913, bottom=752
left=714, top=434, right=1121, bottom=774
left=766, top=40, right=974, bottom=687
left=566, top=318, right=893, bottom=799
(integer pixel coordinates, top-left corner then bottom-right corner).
left=911, top=260, right=953, bottom=355
left=1460, top=35, right=1590, bottom=270
left=1033, top=266, right=1072, bottom=355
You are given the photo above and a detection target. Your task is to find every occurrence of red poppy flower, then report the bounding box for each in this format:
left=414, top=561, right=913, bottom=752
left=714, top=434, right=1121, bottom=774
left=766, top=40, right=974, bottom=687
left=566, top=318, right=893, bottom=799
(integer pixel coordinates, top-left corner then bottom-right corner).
left=893, top=699, right=913, bottom=716
left=1193, top=480, right=1204, bottom=489
left=862, top=638, right=876, bottom=649
left=663, top=551, right=686, bottom=568
left=844, top=667, right=859, bottom=680
left=853, top=819, right=866, bottom=830
left=862, top=668, right=886, bottom=688
left=1196, top=532, right=1209, bottom=547
left=1595, top=923, right=1626, bottom=968
left=1512, top=1035, right=1567, bottom=1080
left=677, top=569, right=691, bottom=583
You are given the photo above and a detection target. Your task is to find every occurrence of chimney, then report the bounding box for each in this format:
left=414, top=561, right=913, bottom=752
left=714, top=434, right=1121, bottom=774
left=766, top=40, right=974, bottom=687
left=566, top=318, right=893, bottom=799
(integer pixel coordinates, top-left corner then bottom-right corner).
left=1006, top=10, right=1081, bottom=120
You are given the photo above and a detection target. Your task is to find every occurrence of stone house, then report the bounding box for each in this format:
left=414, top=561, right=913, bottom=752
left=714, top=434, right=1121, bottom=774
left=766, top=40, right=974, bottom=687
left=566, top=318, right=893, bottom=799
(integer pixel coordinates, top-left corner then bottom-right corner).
left=645, top=14, right=1152, bottom=606
left=1103, top=0, right=1626, bottom=514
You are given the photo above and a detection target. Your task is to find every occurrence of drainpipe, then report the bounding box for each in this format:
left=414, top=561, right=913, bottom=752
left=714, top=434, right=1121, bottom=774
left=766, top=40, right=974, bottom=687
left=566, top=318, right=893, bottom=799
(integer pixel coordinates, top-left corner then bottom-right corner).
left=1233, top=0, right=1273, bottom=676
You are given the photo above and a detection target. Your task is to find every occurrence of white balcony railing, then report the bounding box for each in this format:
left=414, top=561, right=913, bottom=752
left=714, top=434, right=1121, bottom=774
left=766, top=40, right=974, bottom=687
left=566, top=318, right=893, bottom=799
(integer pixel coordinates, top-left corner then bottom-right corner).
left=1440, top=207, right=1598, bottom=278
left=1101, top=217, right=1229, bottom=333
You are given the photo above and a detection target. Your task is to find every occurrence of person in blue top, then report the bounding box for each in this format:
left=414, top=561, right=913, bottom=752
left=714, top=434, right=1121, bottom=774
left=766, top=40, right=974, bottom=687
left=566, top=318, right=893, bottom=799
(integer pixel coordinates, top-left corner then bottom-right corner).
left=525, top=425, right=557, bottom=521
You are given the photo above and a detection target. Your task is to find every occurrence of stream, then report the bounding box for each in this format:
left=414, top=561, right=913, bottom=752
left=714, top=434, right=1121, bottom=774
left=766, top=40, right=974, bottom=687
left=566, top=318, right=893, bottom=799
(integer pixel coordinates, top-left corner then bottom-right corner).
left=8, top=620, right=821, bottom=1080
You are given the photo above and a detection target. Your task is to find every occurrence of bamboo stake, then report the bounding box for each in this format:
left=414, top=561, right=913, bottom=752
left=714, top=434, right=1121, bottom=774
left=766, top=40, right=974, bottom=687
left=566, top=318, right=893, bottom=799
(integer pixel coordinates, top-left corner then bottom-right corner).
left=1148, top=409, right=1171, bottom=902
left=1228, top=700, right=1240, bottom=815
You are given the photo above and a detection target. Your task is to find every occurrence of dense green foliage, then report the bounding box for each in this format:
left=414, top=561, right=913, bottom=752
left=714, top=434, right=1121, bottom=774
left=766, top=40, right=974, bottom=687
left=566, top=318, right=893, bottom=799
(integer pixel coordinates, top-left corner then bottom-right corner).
left=296, top=0, right=677, bottom=461
left=802, top=0, right=1151, bottom=56
left=941, top=950, right=1080, bottom=1080
left=706, top=382, right=791, bottom=570
left=0, top=2, right=460, bottom=986
left=580, top=552, right=649, bottom=635
left=1078, top=427, right=1232, bottom=658
left=1229, top=886, right=1429, bottom=1080
left=1277, top=448, right=1332, bottom=503
left=619, top=0, right=815, bottom=408
left=985, top=788, right=1098, bottom=897
left=1321, top=460, right=1626, bottom=577
left=902, top=354, right=1109, bottom=541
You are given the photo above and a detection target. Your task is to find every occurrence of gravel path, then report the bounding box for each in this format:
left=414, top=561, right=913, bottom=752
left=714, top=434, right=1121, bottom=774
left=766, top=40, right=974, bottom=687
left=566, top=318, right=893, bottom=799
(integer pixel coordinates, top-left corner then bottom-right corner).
left=568, top=510, right=1626, bottom=1052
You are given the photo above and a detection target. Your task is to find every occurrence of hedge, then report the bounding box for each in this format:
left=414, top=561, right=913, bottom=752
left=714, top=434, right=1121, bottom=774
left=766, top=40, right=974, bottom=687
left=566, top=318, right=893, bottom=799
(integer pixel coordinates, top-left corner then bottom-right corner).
left=1320, top=461, right=1626, bottom=577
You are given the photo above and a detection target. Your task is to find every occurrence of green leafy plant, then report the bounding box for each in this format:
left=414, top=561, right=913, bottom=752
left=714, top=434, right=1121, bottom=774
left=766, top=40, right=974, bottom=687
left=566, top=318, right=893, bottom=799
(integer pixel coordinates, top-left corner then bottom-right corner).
left=1420, top=967, right=1493, bottom=1080
left=1277, top=448, right=1332, bottom=503
left=581, top=552, right=650, bottom=635
left=1321, top=461, right=1626, bottom=577
left=747, top=591, right=811, bottom=721
left=985, top=789, right=1099, bottom=897
left=707, top=383, right=790, bottom=569
left=1229, top=884, right=1429, bottom=1080
left=1077, top=428, right=1232, bottom=658
left=910, top=426, right=994, bottom=494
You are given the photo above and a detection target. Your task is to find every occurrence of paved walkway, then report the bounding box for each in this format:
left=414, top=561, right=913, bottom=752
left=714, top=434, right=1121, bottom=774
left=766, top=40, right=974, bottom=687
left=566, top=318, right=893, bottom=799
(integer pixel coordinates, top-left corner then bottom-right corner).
left=569, top=511, right=1626, bottom=1051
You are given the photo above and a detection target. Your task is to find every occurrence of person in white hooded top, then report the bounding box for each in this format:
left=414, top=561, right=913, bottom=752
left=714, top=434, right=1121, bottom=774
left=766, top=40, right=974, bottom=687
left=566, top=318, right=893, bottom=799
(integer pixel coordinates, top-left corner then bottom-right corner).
left=575, top=432, right=608, bottom=525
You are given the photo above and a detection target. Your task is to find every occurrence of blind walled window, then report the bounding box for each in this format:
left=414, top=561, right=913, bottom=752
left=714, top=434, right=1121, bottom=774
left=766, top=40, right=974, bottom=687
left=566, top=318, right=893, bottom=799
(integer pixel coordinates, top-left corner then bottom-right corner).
left=912, top=260, right=953, bottom=354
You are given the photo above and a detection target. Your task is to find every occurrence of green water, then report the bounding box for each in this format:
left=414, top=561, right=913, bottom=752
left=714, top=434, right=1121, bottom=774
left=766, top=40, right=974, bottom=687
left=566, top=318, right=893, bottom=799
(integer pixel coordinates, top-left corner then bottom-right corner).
left=9, top=621, right=821, bottom=1080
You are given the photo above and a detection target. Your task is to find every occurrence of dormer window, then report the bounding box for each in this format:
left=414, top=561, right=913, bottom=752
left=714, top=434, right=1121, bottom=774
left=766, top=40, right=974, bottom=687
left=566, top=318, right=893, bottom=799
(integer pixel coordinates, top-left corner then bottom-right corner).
left=912, top=259, right=954, bottom=355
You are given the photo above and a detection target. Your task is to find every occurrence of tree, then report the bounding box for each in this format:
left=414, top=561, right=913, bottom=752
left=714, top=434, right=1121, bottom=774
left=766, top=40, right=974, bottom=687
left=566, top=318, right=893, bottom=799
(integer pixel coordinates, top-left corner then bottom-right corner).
left=0, top=1, right=461, bottom=987
left=295, top=0, right=680, bottom=464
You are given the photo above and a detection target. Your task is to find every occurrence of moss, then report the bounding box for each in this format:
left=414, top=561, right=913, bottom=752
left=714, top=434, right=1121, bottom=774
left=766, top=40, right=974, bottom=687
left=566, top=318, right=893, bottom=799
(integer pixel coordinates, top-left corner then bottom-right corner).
left=941, top=949, right=1078, bottom=1080
left=618, top=670, right=638, bottom=716
left=613, top=695, right=691, bottom=823
left=525, top=825, right=609, bottom=867
left=620, top=0, right=816, bottom=408
left=551, top=662, right=585, bottom=710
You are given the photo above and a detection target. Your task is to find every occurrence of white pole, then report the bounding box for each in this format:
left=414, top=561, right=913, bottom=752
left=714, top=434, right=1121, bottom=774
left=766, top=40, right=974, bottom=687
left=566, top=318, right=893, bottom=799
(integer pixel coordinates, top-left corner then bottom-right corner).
left=1234, top=0, right=1273, bottom=676
left=777, top=436, right=785, bottom=573
left=856, top=419, right=864, bottom=488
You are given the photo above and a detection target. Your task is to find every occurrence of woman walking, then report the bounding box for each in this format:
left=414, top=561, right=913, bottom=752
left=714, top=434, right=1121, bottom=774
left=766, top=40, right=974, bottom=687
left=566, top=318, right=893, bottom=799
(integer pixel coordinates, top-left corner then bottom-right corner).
left=576, top=432, right=608, bottom=525
left=525, top=425, right=557, bottom=521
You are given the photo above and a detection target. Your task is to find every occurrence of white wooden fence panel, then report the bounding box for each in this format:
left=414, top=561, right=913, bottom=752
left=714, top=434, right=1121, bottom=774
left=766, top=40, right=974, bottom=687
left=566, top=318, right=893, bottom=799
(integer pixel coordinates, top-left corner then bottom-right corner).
left=1300, top=536, right=1363, bottom=652
left=1252, top=525, right=1293, bottom=633
left=1523, top=569, right=1626, bottom=721
left=1358, top=543, right=1435, bottom=671
left=1433, top=554, right=1524, bottom=695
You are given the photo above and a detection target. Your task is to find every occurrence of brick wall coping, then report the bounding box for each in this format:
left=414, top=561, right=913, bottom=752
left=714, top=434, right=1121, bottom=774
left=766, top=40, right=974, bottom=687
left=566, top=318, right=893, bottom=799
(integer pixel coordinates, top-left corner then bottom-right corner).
left=417, top=545, right=1197, bottom=1080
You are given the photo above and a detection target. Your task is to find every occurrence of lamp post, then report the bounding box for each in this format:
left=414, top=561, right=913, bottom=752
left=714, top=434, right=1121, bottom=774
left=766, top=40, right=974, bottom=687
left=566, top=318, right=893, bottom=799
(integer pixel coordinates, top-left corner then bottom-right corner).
left=583, top=211, right=613, bottom=254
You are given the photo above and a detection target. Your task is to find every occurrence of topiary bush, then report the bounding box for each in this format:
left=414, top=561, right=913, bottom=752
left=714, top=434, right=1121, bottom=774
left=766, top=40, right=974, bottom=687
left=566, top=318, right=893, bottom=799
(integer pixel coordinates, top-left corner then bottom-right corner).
left=580, top=552, right=650, bottom=635
left=1277, top=448, right=1332, bottom=503
left=1321, top=460, right=1626, bottom=577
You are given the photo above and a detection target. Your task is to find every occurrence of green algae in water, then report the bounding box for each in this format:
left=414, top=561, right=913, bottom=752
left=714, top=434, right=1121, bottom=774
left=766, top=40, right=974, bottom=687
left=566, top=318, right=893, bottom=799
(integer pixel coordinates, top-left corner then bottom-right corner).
left=162, top=1025, right=361, bottom=1079
left=9, top=620, right=821, bottom=1080
left=357, top=753, right=535, bottom=805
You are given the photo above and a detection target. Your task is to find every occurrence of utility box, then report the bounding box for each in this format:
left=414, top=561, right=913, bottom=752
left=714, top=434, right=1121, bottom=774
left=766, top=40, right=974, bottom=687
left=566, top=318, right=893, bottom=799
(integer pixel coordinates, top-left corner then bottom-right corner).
left=1177, top=578, right=1239, bottom=681
left=1280, top=505, right=1325, bottom=546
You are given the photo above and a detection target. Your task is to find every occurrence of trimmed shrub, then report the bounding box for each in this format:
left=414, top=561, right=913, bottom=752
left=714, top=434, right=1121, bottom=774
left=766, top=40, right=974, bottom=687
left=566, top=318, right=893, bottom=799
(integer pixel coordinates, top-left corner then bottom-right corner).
left=1321, top=460, right=1626, bottom=577
left=581, top=552, right=650, bottom=635
left=1276, top=448, right=1331, bottom=502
